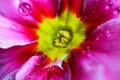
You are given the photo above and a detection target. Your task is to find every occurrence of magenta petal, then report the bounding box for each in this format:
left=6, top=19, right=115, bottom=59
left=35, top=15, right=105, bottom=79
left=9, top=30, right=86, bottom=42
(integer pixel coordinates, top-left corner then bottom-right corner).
left=69, top=17, right=120, bottom=80
left=0, top=15, right=38, bottom=48
left=0, top=0, right=39, bottom=27
left=72, top=17, right=120, bottom=80
left=82, top=17, right=120, bottom=54
left=69, top=52, right=115, bottom=80
left=82, top=0, right=120, bottom=34
left=0, top=43, right=37, bottom=79
left=82, top=0, right=120, bottom=23
left=15, top=55, right=71, bottom=80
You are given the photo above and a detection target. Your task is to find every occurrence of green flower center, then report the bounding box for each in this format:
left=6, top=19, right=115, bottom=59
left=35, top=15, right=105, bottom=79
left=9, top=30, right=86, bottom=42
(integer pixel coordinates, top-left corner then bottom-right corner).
left=37, top=10, right=86, bottom=61
left=54, top=30, right=72, bottom=48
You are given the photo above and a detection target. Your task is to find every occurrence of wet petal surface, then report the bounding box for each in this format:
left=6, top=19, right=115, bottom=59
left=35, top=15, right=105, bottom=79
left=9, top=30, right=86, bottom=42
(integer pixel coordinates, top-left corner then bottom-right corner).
left=0, top=0, right=120, bottom=80
left=82, top=17, right=120, bottom=54
left=69, top=17, right=120, bottom=80
left=69, top=49, right=120, bottom=80
left=16, top=54, right=71, bottom=80
left=82, top=0, right=120, bottom=34
left=0, top=15, right=37, bottom=48
left=0, top=43, right=37, bottom=79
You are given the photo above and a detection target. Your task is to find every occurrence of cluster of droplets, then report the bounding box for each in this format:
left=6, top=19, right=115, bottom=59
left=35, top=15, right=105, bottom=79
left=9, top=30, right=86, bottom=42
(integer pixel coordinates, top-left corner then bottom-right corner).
left=105, top=0, right=114, bottom=9
left=105, top=1, right=113, bottom=9
left=95, top=27, right=111, bottom=41
left=105, top=0, right=120, bottom=14
left=18, top=2, right=31, bottom=16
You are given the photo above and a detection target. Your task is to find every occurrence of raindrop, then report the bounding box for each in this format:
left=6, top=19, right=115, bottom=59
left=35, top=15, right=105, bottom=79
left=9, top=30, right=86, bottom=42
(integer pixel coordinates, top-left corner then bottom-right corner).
left=107, top=34, right=111, bottom=37
left=106, top=30, right=110, bottom=34
left=105, top=6, right=110, bottom=10
left=108, top=1, right=113, bottom=7
left=95, top=34, right=103, bottom=40
left=12, top=25, right=17, bottom=29
left=87, top=53, right=92, bottom=58
left=96, top=37, right=100, bottom=41
left=18, top=2, right=31, bottom=16
left=116, top=7, right=120, bottom=13
left=114, top=7, right=120, bottom=14
left=105, top=1, right=113, bottom=9
left=106, top=30, right=111, bottom=37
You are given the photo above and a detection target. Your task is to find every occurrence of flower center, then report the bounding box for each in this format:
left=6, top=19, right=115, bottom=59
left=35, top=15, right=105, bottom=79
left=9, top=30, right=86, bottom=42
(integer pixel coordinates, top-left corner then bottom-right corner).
left=54, top=30, right=72, bottom=48
left=37, top=10, right=86, bottom=61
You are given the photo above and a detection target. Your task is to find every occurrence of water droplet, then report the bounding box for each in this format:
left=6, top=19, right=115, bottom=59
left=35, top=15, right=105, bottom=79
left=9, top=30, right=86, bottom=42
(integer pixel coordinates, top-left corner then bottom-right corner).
left=106, top=30, right=110, bottom=34
left=105, top=2, right=113, bottom=9
left=96, top=37, right=100, bottom=41
left=116, top=7, right=120, bottom=13
left=107, top=34, right=111, bottom=37
left=106, top=31, right=111, bottom=37
left=12, top=25, right=17, bottom=29
left=87, top=53, right=92, bottom=57
left=113, top=7, right=120, bottom=14
left=108, top=1, right=113, bottom=7
left=105, top=6, right=110, bottom=9
left=18, top=2, right=31, bottom=16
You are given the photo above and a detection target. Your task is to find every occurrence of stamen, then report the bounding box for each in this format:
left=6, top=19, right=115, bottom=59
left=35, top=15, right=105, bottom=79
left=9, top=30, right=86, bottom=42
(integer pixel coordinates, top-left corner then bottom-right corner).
left=54, top=30, right=72, bottom=48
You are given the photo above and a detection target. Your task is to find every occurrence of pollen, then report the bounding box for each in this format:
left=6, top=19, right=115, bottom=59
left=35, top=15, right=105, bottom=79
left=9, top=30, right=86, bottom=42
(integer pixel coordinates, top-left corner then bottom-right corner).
left=54, top=30, right=72, bottom=48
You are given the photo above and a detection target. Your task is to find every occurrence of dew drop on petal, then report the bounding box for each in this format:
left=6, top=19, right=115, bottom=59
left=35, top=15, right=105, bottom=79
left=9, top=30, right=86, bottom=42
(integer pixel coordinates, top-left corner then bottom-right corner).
left=116, top=7, right=120, bottom=13
left=96, top=37, right=100, bottom=41
left=113, top=7, right=120, bottom=14
left=106, top=30, right=110, bottom=34
left=11, top=23, right=18, bottom=30
left=106, top=30, right=111, bottom=37
left=105, top=1, right=113, bottom=9
left=107, top=34, right=111, bottom=37
left=108, top=1, right=113, bottom=7
left=18, top=2, right=31, bottom=16
left=12, top=25, right=17, bottom=29
left=105, top=6, right=109, bottom=9
left=95, top=33, right=103, bottom=41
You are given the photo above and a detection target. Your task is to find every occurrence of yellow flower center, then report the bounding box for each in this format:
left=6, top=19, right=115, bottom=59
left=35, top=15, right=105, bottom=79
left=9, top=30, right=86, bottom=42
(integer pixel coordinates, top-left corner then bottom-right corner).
left=54, top=30, right=72, bottom=48
left=37, top=9, right=86, bottom=61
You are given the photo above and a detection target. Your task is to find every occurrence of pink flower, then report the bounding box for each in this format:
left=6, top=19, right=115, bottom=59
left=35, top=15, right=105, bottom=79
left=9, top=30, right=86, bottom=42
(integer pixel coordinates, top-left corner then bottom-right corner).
left=0, top=0, right=120, bottom=80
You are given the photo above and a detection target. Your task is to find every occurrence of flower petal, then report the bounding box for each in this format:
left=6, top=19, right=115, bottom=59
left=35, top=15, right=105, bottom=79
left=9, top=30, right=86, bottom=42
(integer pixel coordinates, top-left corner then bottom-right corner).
left=59, top=0, right=68, bottom=15
left=31, top=0, right=60, bottom=18
left=15, top=54, right=71, bottom=80
left=0, top=0, right=40, bottom=26
left=0, top=43, right=37, bottom=79
left=69, top=17, right=120, bottom=80
left=82, top=17, right=120, bottom=54
left=82, top=0, right=120, bottom=34
left=69, top=0, right=84, bottom=17
left=0, top=15, right=38, bottom=48
left=70, top=52, right=120, bottom=80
